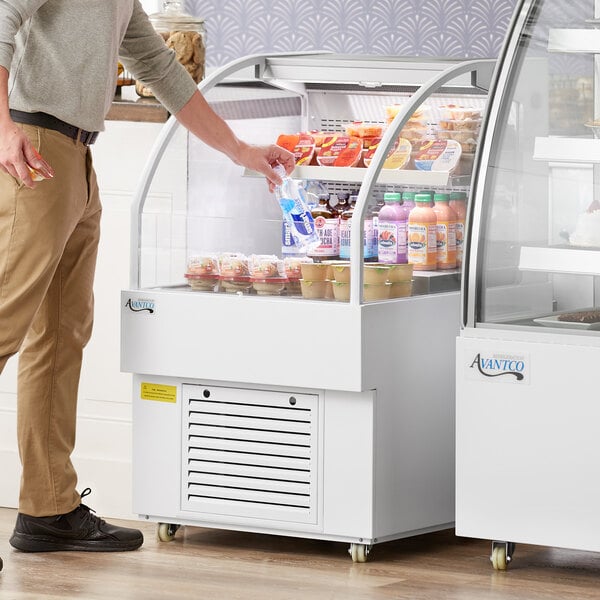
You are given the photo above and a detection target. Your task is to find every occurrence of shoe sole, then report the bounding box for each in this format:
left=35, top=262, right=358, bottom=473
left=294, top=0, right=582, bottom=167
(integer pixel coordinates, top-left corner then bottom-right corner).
left=9, top=531, right=143, bottom=553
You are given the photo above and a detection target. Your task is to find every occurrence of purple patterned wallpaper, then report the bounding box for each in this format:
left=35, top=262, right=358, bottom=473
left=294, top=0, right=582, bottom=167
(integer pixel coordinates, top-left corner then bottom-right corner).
left=184, top=0, right=519, bottom=67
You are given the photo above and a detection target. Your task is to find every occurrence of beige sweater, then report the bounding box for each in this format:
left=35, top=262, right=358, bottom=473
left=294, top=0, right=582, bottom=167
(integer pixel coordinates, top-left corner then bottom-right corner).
left=0, top=0, right=198, bottom=131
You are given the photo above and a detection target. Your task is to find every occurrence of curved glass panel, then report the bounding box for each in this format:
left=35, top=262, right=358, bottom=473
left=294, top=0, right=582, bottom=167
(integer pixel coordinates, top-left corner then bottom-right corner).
left=476, top=0, right=600, bottom=330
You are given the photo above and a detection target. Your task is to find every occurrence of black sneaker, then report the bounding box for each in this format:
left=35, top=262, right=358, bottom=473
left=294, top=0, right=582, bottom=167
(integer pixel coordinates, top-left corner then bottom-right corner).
left=9, top=488, right=143, bottom=553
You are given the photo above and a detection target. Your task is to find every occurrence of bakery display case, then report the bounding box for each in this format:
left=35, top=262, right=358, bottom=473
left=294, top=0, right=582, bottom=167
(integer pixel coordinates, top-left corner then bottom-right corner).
left=121, top=52, right=494, bottom=561
left=456, top=0, right=600, bottom=570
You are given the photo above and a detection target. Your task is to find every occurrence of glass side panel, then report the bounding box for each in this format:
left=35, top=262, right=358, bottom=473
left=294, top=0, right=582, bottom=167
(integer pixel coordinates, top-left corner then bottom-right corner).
left=477, top=0, right=600, bottom=330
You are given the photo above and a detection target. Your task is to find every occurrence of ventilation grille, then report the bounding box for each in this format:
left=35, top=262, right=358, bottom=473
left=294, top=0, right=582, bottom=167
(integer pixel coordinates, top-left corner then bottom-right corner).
left=182, top=384, right=318, bottom=524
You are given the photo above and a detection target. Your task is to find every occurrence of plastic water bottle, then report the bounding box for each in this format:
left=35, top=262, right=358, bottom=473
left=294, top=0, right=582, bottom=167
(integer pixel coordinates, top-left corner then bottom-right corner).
left=273, top=164, right=320, bottom=252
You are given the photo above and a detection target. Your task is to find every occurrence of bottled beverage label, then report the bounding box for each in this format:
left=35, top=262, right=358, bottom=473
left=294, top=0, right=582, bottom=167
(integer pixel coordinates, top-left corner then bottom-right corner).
left=408, top=223, right=437, bottom=265
left=282, top=197, right=317, bottom=238
left=282, top=220, right=302, bottom=256
left=378, top=220, right=407, bottom=263
left=339, top=219, right=351, bottom=259
left=436, top=222, right=456, bottom=263
left=274, top=165, right=320, bottom=252
left=364, top=218, right=377, bottom=260
left=311, top=216, right=340, bottom=257
left=339, top=218, right=375, bottom=259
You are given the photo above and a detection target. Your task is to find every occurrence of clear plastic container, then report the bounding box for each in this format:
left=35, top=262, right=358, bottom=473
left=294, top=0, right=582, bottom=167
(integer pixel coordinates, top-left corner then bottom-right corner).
left=136, top=1, right=206, bottom=98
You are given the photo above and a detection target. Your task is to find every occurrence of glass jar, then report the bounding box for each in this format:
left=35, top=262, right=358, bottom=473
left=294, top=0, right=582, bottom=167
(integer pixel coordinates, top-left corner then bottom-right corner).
left=136, top=0, right=206, bottom=98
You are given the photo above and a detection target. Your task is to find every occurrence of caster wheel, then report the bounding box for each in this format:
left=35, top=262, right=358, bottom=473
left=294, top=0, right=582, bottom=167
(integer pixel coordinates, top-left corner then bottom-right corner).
left=491, top=541, right=515, bottom=570
left=491, top=545, right=507, bottom=570
left=349, top=543, right=370, bottom=563
left=157, top=522, right=180, bottom=542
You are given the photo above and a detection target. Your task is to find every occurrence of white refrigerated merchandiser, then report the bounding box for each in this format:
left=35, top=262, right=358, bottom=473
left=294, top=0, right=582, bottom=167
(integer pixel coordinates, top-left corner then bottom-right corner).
left=456, top=0, right=600, bottom=570
left=121, top=53, right=494, bottom=561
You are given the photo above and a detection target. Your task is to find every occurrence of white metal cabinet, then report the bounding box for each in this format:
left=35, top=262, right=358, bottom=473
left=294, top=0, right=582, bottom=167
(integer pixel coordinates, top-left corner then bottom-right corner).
left=457, top=0, right=600, bottom=570
left=122, top=52, right=493, bottom=560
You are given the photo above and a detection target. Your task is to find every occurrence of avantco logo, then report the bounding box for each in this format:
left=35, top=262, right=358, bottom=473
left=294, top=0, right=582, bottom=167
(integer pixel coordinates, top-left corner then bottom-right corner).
left=468, top=351, right=528, bottom=383
left=125, top=297, right=155, bottom=314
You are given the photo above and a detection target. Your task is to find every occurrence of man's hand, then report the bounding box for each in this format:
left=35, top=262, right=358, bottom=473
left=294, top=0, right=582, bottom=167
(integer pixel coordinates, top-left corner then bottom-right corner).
left=0, top=119, right=54, bottom=188
left=236, top=142, right=295, bottom=191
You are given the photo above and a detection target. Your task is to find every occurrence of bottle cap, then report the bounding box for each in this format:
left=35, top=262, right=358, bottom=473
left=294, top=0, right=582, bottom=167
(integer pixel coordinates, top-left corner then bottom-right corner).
left=402, top=191, right=416, bottom=201
left=434, top=193, right=450, bottom=202
left=450, top=191, right=467, bottom=201
left=414, top=193, right=432, bottom=203
left=383, top=192, right=401, bottom=202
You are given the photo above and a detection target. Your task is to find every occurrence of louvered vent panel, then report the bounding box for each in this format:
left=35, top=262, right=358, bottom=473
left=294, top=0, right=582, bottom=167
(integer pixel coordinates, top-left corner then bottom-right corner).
left=182, top=385, right=319, bottom=524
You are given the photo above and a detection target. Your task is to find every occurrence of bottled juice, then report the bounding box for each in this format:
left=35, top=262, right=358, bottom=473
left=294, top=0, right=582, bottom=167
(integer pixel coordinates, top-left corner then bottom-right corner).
left=377, top=192, right=409, bottom=264
left=402, top=191, right=416, bottom=211
left=333, top=192, right=349, bottom=217
left=418, top=189, right=435, bottom=207
left=339, top=195, right=353, bottom=260
left=309, top=193, right=339, bottom=261
left=364, top=198, right=378, bottom=262
left=432, top=192, right=457, bottom=269
left=408, top=193, right=437, bottom=270
left=450, top=191, right=467, bottom=267
left=339, top=194, right=377, bottom=262
left=371, top=194, right=386, bottom=244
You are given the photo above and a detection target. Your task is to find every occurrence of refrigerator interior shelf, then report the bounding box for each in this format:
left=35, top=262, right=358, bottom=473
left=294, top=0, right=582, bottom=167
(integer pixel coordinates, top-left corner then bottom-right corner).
left=533, top=137, right=600, bottom=163
left=548, top=28, right=600, bottom=53
left=244, top=166, right=455, bottom=186
left=519, top=245, right=600, bottom=275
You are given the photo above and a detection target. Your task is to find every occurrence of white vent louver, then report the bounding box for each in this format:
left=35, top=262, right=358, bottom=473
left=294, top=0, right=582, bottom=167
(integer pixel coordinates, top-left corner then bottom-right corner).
left=182, top=385, right=318, bottom=524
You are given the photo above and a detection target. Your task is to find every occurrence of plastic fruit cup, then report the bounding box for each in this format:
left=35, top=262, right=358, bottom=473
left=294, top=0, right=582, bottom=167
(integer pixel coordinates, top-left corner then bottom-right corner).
left=331, top=281, right=350, bottom=302
left=321, top=260, right=348, bottom=280
left=325, top=279, right=334, bottom=299
left=300, top=279, right=329, bottom=299
left=300, top=262, right=329, bottom=281
left=386, top=263, right=414, bottom=283
left=363, top=282, right=392, bottom=301
left=390, top=280, right=413, bottom=298
left=363, top=264, right=391, bottom=284
left=330, top=263, right=350, bottom=283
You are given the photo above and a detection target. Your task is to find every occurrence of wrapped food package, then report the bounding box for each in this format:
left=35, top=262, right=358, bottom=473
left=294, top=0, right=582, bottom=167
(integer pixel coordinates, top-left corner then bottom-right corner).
left=316, top=135, right=363, bottom=167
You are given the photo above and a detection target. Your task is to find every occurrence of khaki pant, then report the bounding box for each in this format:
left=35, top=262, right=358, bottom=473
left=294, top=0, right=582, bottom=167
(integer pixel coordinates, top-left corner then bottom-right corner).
left=0, top=124, right=101, bottom=517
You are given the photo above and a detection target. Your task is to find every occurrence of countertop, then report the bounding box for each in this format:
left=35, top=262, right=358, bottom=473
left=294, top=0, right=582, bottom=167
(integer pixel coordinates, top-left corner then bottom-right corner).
left=107, top=84, right=169, bottom=123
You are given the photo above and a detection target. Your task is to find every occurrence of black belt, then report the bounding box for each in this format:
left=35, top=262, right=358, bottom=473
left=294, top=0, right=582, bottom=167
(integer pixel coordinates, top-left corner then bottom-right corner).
left=9, top=109, right=99, bottom=146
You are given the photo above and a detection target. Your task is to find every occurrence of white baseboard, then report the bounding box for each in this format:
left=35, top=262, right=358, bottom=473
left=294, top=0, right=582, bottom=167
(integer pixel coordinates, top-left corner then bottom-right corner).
left=0, top=413, right=136, bottom=521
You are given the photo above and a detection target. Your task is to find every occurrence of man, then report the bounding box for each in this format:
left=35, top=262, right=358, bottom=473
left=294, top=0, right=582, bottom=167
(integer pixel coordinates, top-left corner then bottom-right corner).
left=0, top=0, right=294, bottom=558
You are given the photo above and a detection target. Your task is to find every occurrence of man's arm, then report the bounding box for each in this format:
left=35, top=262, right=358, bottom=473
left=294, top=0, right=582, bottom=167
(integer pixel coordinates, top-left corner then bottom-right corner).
left=175, top=89, right=295, bottom=187
left=0, top=66, right=53, bottom=188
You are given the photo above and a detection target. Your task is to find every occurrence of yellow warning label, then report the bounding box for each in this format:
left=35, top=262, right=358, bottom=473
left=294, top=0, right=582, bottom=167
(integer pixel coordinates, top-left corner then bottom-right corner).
left=140, top=382, right=177, bottom=403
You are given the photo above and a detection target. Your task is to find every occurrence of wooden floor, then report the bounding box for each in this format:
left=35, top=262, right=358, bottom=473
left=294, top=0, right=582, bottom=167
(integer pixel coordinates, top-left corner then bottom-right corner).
left=1, top=508, right=600, bottom=599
